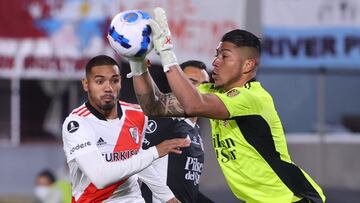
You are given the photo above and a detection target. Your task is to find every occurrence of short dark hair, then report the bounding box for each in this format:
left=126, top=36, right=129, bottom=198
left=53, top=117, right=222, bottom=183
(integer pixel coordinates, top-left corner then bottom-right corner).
left=180, top=60, right=207, bottom=71
left=37, top=169, right=56, bottom=184
left=85, top=55, right=120, bottom=76
left=221, top=29, right=261, bottom=54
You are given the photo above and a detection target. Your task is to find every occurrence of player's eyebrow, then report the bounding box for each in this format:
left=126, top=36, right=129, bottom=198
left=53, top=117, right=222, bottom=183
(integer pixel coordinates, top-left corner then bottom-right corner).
left=189, top=78, right=198, bottom=83
left=217, top=48, right=232, bottom=53
left=94, top=75, right=105, bottom=79
left=215, top=48, right=233, bottom=56
left=94, top=74, right=120, bottom=79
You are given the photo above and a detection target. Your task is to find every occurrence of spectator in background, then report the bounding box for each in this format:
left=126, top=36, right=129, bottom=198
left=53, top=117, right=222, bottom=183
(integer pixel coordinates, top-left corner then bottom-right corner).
left=53, top=163, right=72, bottom=203
left=34, top=169, right=56, bottom=203
left=34, top=169, right=71, bottom=203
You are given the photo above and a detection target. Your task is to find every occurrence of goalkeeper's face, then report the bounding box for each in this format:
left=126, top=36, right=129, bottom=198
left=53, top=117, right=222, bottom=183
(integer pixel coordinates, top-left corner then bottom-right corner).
left=211, top=42, right=257, bottom=91
left=83, top=65, right=121, bottom=112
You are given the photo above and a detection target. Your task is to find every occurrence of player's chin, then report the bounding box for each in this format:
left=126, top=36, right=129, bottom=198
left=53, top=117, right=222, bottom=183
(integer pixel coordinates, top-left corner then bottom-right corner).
left=213, top=80, right=223, bottom=88
left=100, top=101, right=115, bottom=111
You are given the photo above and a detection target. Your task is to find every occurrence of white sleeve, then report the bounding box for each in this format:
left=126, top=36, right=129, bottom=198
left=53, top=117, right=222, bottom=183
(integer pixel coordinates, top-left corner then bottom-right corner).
left=76, top=146, right=159, bottom=189
left=62, top=116, right=98, bottom=162
left=137, top=165, right=174, bottom=202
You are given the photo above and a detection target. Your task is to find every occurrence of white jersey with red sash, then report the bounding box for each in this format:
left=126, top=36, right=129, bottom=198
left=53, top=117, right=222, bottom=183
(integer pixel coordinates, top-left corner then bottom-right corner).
left=62, top=100, right=148, bottom=203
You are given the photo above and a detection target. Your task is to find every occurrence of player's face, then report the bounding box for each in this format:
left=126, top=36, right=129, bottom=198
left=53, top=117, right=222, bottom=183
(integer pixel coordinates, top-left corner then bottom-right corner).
left=211, top=41, right=252, bottom=91
left=183, top=66, right=209, bottom=87
left=82, top=65, right=121, bottom=111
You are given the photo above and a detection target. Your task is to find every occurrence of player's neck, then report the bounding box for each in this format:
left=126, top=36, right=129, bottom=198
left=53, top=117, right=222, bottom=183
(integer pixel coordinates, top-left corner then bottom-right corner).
left=189, top=117, right=197, bottom=124
left=102, top=108, right=118, bottom=120
left=223, top=73, right=256, bottom=91
left=88, top=100, right=118, bottom=120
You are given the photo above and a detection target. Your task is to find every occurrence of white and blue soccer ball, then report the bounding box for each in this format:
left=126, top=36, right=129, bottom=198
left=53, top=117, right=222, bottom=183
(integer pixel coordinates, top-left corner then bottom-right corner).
left=108, top=10, right=153, bottom=58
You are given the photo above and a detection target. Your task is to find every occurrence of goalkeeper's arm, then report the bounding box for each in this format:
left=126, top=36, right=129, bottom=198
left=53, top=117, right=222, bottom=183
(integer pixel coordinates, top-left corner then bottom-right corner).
left=149, top=7, right=229, bottom=119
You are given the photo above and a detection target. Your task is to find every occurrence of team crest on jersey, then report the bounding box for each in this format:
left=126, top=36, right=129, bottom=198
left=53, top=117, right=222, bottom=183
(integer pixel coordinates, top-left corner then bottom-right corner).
left=226, top=89, right=240, bottom=97
left=67, top=121, right=79, bottom=133
left=129, top=127, right=140, bottom=144
left=145, top=120, right=157, bottom=134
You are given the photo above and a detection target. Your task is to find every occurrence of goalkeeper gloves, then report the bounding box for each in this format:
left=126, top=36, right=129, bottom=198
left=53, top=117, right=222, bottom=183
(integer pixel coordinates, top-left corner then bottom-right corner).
left=149, top=7, right=178, bottom=72
left=126, top=56, right=149, bottom=78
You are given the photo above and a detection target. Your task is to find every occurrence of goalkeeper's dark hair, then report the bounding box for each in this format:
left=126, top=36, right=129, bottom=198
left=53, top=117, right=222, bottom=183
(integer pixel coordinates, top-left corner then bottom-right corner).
left=180, top=60, right=207, bottom=72
left=221, top=29, right=261, bottom=54
left=85, top=55, right=120, bottom=76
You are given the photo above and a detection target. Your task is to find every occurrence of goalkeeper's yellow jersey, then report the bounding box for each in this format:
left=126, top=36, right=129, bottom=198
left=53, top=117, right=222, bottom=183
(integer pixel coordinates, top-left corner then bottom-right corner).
left=198, top=80, right=325, bottom=203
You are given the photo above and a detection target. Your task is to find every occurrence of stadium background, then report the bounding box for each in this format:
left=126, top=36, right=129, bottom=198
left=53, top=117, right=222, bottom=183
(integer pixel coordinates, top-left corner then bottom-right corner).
left=1, top=0, right=360, bottom=202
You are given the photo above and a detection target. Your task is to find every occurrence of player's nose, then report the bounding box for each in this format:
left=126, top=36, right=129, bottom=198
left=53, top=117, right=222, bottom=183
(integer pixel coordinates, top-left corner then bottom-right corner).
left=104, top=81, right=113, bottom=92
left=212, top=56, right=220, bottom=68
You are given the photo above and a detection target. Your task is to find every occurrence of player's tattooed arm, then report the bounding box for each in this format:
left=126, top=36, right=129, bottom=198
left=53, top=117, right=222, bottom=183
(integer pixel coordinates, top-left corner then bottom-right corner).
left=136, top=83, right=185, bottom=117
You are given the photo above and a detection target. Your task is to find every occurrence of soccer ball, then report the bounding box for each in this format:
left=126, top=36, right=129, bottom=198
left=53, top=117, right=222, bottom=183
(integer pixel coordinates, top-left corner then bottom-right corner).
left=108, top=10, right=153, bottom=58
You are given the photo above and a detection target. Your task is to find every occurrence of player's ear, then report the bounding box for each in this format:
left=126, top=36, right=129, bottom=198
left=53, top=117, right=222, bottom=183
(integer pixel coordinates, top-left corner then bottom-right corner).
left=242, top=58, right=257, bottom=74
left=82, top=78, right=89, bottom=92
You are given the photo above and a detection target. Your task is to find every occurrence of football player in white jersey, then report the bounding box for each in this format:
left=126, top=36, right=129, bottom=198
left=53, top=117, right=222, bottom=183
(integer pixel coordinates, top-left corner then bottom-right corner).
left=62, top=55, right=190, bottom=203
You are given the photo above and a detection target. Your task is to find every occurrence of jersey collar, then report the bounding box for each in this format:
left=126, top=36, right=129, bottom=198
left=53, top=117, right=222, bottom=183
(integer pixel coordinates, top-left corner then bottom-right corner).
left=248, top=77, right=257, bottom=83
left=85, top=101, right=123, bottom=121
left=244, top=77, right=257, bottom=89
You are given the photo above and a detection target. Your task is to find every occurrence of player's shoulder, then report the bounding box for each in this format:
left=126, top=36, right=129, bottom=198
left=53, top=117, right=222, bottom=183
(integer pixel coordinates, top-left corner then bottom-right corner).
left=62, top=103, right=97, bottom=136
left=63, top=104, right=90, bottom=126
left=197, top=82, right=218, bottom=94
left=226, top=80, right=264, bottom=99
left=68, top=103, right=92, bottom=118
left=238, top=81, right=269, bottom=101
left=148, top=117, right=180, bottom=129
left=119, top=100, right=143, bottom=111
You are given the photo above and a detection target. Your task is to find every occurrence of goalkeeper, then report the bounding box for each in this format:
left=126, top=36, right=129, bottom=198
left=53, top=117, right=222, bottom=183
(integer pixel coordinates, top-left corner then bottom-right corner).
left=126, top=7, right=326, bottom=203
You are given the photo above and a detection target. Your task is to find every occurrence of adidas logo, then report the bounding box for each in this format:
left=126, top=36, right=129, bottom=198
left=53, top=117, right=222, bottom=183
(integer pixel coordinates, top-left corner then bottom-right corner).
left=97, top=137, right=107, bottom=146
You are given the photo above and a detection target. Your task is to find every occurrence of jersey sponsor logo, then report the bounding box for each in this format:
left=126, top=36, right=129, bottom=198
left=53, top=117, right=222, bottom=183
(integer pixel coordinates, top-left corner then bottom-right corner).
left=142, top=137, right=150, bottom=146
left=67, top=121, right=79, bottom=133
left=190, top=134, right=201, bottom=145
left=96, top=137, right=107, bottom=146
left=189, top=134, right=205, bottom=151
left=145, top=120, right=157, bottom=134
left=184, top=157, right=203, bottom=186
left=226, top=89, right=240, bottom=97
left=102, top=150, right=139, bottom=162
left=129, top=127, right=140, bottom=144
left=213, top=134, right=237, bottom=163
left=69, top=141, right=91, bottom=155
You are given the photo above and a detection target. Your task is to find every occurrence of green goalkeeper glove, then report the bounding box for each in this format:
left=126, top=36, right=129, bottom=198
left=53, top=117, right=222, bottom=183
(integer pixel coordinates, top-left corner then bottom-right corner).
left=149, top=7, right=178, bottom=72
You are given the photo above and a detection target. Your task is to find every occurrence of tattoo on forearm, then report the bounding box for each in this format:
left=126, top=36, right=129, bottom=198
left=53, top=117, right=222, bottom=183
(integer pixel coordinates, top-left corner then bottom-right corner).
left=159, top=93, right=185, bottom=116
left=136, top=86, right=185, bottom=117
